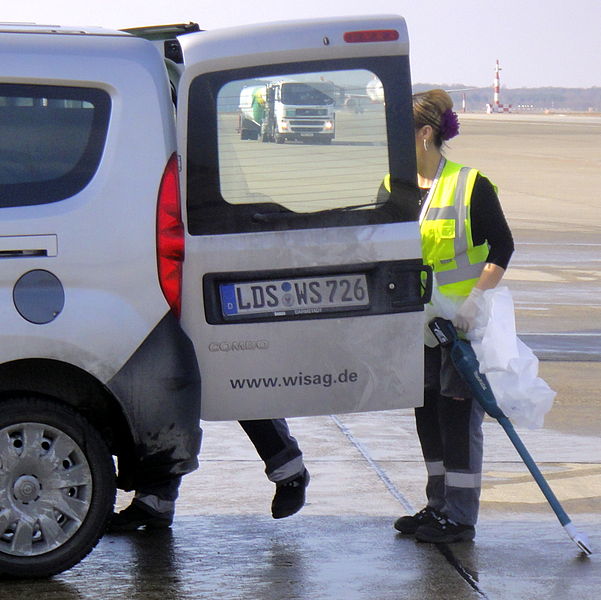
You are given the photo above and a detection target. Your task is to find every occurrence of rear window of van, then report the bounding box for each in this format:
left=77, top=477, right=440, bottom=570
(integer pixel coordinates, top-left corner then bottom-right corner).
left=0, top=84, right=110, bottom=208
left=186, top=55, right=418, bottom=235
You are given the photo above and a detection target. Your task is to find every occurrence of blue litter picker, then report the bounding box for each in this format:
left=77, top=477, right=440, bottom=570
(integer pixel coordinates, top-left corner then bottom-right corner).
left=429, top=318, right=592, bottom=556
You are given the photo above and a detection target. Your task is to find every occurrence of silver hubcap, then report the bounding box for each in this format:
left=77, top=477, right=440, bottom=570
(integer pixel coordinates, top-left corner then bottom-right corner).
left=0, top=422, right=93, bottom=556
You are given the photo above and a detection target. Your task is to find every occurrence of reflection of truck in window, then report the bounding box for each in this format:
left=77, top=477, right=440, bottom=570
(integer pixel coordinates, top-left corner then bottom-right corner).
left=238, top=80, right=335, bottom=144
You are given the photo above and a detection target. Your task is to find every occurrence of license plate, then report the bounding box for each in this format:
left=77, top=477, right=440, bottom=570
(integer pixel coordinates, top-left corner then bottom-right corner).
left=220, top=273, right=369, bottom=318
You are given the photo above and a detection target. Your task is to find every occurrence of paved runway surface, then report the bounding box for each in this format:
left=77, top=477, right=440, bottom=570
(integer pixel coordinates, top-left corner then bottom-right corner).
left=448, top=114, right=601, bottom=359
left=2, top=114, right=599, bottom=599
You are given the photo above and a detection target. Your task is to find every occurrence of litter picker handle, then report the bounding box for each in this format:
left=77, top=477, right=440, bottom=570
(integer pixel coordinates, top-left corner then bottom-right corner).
left=428, top=317, right=458, bottom=348
left=497, top=412, right=591, bottom=555
left=428, top=318, right=505, bottom=418
left=496, top=415, right=569, bottom=526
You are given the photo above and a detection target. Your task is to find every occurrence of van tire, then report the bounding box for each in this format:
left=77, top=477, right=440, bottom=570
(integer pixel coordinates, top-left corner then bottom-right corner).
left=0, top=398, right=115, bottom=578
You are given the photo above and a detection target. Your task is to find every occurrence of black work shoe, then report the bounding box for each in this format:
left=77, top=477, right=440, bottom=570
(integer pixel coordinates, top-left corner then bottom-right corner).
left=107, top=499, right=174, bottom=532
left=271, top=468, right=310, bottom=519
left=414, top=512, right=475, bottom=543
left=394, top=506, right=437, bottom=534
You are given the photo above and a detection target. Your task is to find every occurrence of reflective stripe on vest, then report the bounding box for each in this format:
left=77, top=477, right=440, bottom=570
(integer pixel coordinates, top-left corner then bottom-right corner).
left=420, top=160, right=489, bottom=298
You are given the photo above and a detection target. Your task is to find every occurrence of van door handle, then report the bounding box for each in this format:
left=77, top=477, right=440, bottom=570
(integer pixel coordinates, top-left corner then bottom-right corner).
left=0, top=235, right=58, bottom=258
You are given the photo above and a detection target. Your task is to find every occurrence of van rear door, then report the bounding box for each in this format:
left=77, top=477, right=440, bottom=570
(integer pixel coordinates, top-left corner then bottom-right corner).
left=177, top=15, right=430, bottom=420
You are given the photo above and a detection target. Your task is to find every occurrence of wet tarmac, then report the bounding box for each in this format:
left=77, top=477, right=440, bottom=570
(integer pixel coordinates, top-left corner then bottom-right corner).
left=1, top=114, right=600, bottom=599
left=522, top=332, right=601, bottom=362
left=3, top=515, right=599, bottom=600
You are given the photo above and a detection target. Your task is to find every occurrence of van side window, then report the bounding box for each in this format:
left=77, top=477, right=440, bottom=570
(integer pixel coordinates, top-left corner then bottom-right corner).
left=0, top=84, right=110, bottom=208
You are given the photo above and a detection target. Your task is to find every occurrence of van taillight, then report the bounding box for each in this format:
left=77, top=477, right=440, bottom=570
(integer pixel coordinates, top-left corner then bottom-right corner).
left=157, top=153, right=184, bottom=319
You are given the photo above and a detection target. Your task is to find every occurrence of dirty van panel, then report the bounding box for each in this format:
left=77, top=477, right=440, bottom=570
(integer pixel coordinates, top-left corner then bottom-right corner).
left=178, top=16, right=428, bottom=420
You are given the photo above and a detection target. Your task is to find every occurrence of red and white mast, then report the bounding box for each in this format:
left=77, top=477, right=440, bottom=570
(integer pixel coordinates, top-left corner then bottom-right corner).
left=488, top=59, right=511, bottom=113
left=494, top=59, right=501, bottom=109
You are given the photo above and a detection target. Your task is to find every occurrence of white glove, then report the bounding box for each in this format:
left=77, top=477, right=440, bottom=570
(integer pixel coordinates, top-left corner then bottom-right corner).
left=453, top=287, right=484, bottom=333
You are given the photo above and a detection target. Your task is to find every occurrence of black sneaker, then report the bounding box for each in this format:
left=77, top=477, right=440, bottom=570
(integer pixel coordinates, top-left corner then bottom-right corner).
left=271, top=468, right=310, bottom=519
left=414, top=512, right=475, bottom=543
left=393, top=507, right=437, bottom=534
left=107, top=499, right=174, bottom=532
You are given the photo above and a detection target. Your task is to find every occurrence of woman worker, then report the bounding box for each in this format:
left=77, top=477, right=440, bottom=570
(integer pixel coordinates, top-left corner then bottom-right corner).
left=382, top=89, right=514, bottom=543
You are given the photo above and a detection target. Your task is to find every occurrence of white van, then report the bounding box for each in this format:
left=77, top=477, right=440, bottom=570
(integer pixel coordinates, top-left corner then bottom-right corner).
left=0, top=16, right=429, bottom=577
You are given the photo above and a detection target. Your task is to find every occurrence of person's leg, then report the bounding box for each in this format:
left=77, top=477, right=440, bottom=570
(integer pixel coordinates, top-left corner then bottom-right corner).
left=438, top=394, right=484, bottom=527
left=239, top=418, right=304, bottom=482
left=110, top=418, right=309, bottom=531
left=414, top=345, right=484, bottom=543
left=108, top=475, right=181, bottom=532
left=133, top=475, right=181, bottom=511
left=419, top=344, right=447, bottom=510
left=415, top=388, right=446, bottom=513
left=239, top=419, right=309, bottom=518
left=437, top=345, right=484, bottom=527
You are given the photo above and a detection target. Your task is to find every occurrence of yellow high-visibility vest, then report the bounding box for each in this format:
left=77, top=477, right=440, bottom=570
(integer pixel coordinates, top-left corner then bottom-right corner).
left=384, top=159, right=491, bottom=298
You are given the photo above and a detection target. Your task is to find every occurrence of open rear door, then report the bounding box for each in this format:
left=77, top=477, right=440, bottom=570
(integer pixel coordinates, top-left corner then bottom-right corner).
left=177, top=15, right=430, bottom=420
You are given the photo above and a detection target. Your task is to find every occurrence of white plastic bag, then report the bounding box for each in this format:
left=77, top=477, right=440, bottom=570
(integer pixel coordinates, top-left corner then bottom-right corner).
left=468, top=287, right=555, bottom=429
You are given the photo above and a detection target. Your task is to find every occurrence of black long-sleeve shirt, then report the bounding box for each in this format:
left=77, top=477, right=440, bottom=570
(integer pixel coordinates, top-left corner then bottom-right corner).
left=451, top=174, right=514, bottom=269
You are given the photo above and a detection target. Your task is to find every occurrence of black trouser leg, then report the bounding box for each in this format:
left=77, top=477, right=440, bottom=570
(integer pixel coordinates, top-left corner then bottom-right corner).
left=415, top=389, right=445, bottom=511
left=239, top=419, right=304, bottom=482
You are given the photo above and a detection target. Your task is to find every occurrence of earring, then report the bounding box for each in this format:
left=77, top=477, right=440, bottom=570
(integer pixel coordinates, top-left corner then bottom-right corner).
left=423, top=139, right=429, bottom=152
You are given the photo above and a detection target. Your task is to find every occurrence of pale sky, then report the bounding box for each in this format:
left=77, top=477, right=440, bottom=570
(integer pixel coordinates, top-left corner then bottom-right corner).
left=3, top=0, right=600, bottom=89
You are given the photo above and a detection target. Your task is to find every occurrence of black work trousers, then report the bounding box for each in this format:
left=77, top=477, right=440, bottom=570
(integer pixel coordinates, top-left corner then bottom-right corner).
left=415, top=345, right=485, bottom=526
left=139, top=418, right=303, bottom=500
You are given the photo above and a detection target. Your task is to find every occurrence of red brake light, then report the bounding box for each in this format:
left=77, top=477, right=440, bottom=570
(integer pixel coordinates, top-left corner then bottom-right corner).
left=343, top=30, right=399, bottom=43
left=157, top=153, right=184, bottom=319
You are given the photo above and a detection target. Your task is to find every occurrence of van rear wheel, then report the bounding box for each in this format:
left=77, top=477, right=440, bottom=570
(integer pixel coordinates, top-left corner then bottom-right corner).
left=0, top=398, right=115, bottom=578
